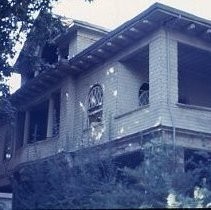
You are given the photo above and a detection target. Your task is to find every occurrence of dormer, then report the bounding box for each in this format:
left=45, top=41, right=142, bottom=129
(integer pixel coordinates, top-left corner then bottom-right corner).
left=15, top=16, right=109, bottom=86
left=54, top=20, right=109, bottom=60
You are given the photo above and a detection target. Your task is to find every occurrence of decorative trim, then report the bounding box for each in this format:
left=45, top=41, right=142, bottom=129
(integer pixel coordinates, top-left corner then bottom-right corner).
left=114, top=104, right=150, bottom=119
left=177, top=103, right=211, bottom=112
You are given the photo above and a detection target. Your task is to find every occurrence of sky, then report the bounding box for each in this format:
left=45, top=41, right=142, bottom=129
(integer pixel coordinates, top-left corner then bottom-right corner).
left=8, top=0, right=211, bottom=93
left=52, top=0, right=211, bottom=29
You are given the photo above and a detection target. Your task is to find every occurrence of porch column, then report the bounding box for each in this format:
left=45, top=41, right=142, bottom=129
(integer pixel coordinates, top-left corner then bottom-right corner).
left=47, top=97, right=54, bottom=138
left=149, top=30, right=168, bottom=107
left=23, top=111, right=30, bottom=145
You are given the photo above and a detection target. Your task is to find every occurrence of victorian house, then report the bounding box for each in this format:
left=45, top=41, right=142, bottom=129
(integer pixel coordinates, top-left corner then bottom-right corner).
left=1, top=3, right=211, bottom=193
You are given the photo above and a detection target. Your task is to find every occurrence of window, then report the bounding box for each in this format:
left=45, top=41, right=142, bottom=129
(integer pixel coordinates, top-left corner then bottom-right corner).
left=88, top=84, right=103, bottom=126
left=28, top=100, right=48, bottom=143
left=41, top=42, right=58, bottom=64
left=178, top=43, right=211, bottom=108
left=139, top=83, right=149, bottom=106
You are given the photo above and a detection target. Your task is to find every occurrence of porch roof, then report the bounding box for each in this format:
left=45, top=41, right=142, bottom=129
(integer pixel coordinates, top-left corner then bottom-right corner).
left=11, top=3, right=211, bottom=105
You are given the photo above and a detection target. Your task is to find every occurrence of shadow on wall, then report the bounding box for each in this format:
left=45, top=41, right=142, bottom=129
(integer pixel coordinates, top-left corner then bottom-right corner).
left=178, top=43, right=211, bottom=108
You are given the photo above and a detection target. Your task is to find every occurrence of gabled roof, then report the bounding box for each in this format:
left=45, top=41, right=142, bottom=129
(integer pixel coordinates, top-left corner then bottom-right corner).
left=15, top=14, right=109, bottom=75
left=52, top=18, right=109, bottom=46
left=11, top=3, right=211, bottom=105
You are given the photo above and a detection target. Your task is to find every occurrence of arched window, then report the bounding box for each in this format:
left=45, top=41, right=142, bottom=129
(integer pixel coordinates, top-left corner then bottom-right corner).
left=139, top=83, right=149, bottom=106
left=88, top=84, right=103, bottom=126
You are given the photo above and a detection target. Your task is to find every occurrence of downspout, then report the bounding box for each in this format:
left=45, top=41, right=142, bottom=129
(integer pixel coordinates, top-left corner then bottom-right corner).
left=165, top=30, right=176, bottom=161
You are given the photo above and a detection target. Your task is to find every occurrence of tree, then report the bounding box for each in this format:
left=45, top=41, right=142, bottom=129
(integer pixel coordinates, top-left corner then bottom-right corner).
left=0, top=0, right=58, bottom=82
left=0, top=0, right=66, bottom=124
left=1, top=0, right=71, bottom=72
left=0, top=0, right=93, bottom=123
left=0, top=0, right=58, bottom=124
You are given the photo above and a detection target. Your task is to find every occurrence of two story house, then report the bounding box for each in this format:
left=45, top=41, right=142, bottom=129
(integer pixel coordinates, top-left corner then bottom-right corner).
left=1, top=3, right=211, bottom=193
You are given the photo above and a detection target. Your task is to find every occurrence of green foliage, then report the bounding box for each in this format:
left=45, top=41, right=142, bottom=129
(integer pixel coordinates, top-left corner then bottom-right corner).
left=0, top=0, right=61, bottom=122
left=13, top=153, right=118, bottom=209
left=0, top=97, right=16, bottom=125
left=12, top=143, right=211, bottom=209
left=0, top=0, right=57, bottom=77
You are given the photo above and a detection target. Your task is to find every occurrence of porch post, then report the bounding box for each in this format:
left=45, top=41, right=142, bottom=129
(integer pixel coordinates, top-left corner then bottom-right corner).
left=47, top=97, right=54, bottom=138
left=23, top=111, right=30, bottom=145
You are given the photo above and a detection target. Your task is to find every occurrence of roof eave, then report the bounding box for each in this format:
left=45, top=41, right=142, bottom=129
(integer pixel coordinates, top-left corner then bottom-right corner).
left=11, top=3, right=211, bottom=105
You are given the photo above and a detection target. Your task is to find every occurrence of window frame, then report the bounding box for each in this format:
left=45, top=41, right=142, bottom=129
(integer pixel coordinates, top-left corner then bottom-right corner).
left=139, top=82, right=149, bottom=107
left=87, top=84, right=103, bottom=127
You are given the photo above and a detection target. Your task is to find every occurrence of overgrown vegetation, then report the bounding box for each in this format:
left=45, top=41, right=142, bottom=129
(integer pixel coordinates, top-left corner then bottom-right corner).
left=12, top=143, right=211, bottom=209
left=0, top=0, right=57, bottom=80
left=0, top=0, right=68, bottom=123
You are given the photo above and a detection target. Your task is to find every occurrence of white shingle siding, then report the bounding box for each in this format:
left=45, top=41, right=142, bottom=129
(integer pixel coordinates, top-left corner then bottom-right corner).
left=77, top=30, right=104, bottom=54
left=66, top=30, right=166, bottom=146
left=60, top=77, right=76, bottom=150
left=68, top=30, right=105, bottom=59
left=116, top=62, right=148, bottom=116
left=72, top=62, right=118, bottom=149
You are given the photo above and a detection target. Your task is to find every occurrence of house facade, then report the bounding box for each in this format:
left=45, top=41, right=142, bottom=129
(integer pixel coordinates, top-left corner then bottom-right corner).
left=1, top=3, right=211, bottom=193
